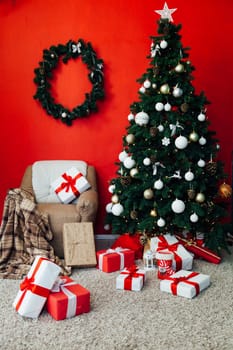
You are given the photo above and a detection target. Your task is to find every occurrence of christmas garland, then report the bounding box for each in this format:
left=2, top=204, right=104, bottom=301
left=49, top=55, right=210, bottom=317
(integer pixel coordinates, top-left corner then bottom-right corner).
left=33, top=39, right=104, bottom=126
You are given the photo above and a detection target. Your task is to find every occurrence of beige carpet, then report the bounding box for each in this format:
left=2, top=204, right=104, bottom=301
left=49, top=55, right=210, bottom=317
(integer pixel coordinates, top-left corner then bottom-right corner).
left=0, top=247, right=233, bottom=350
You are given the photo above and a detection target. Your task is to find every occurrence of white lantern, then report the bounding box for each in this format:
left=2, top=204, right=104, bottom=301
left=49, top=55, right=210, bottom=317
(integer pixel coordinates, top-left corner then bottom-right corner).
left=143, top=250, right=155, bottom=270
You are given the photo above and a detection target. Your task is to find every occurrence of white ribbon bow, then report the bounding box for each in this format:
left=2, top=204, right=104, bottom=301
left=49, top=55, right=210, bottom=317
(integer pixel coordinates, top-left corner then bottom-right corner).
left=72, top=42, right=82, bottom=54
left=169, top=122, right=184, bottom=136
left=152, top=162, right=166, bottom=175
left=52, top=278, right=77, bottom=319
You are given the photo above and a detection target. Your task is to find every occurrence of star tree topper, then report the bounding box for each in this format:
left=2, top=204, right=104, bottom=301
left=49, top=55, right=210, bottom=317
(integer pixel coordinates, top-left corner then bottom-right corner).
left=155, top=2, right=177, bottom=22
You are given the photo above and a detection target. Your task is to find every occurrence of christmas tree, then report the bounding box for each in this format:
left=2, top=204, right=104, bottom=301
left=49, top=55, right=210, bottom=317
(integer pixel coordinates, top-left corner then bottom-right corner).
left=105, top=3, right=232, bottom=253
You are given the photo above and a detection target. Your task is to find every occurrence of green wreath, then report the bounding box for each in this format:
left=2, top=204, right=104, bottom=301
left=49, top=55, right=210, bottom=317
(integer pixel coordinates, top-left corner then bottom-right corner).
left=33, top=39, right=104, bottom=126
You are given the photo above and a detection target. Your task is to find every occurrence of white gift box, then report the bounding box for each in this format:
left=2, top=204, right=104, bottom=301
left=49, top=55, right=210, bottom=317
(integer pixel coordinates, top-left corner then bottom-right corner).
left=13, top=256, right=61, bottom=318
left=160, top=269, right=210, bottom=299
left=116, top=267, right=146, bottom=291
left=51, top=166, right=91, bottom=204
left=151, top=234, right=193, bottom=271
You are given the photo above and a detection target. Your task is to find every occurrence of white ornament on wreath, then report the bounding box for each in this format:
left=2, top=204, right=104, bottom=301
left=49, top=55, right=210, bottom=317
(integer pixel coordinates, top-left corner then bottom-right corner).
left=158, top=124, right=164, bottom=132
left=199, top=136, right=207, bottom=145
left=112, top=203, right=124, bottom=216
left=128, top=113, right=134, bottom=121
left=164, top=102, right=172, bottom=111
left=105, top=202, right=113, bottom=213
left=173, top=87, right=183, bottom=97
left=154, top=179, right=164, bottom=190
left=155, top=102, right=164, bottom=111
left=143, top=157, right=151, bottom=166
left=171, top=199, right=185, bottom=213
left=143, top=79, right=151, bottom=89
left=162, top=137, right=170, bottom=146
left=190, top=213, right=199, bottom=223
left=130, top=168, right=139, bottom=177
left=184, top=170, right=194, bottom=181
left=139, top=86, right=146, bottom=94
left=108, top=184, right=115, bottom=193
left=157, top=217, right=166, bottom=227
left=175, top=135, right=188, bottom=149
left=123, top=156, right=136, bottom=169
left=197, top=112, right=206, bottom=122
left=197, top=159, right=206, bottom=167
left=135, top=111, right=150, bottom=126
left=125, top=134, right=135, bottom=144
left=160, top=40, right=168, bottom=49
left=119, top=150, right=128, bottom=162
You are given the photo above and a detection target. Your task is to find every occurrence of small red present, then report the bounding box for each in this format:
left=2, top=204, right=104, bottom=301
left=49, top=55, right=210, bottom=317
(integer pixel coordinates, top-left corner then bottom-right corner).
left=175, top=234, right=221, bottom=264
left=51, top=166, right=91, bottom=204
left=46, top=276, right=90, bottom=321
left=96, top=247, right=135, bottom=273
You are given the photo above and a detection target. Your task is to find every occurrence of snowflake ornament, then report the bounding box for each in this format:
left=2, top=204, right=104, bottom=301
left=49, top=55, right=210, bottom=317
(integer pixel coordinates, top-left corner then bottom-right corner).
left=162, top=137, right=170, bottom=146
left=155, top=2, right=177, bottom=22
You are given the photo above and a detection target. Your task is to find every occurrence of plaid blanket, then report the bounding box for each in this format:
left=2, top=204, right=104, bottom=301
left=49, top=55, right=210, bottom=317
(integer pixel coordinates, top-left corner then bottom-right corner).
left=0, top=188, right=70, bottom=279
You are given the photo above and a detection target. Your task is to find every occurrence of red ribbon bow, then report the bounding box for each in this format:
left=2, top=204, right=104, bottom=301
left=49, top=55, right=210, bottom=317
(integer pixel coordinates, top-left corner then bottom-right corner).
left=121, top=265, right=145, bottom=290
left=55, top=172, right=83, bottom=196
left=166, top=272, right=200, bottom=296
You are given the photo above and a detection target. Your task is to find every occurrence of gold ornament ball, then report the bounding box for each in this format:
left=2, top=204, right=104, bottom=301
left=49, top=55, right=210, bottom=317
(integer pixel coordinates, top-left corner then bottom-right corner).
left=189, top=132, right=199, bottom=142
left=160, top=83, right=170, bottom=94
left=150, top=209, right=157, bottom=217
left=111, top=194, right=119, bottom=204
left=175, top=63, right=185, bottom=73
left=143, top=189, right=154, bottom=199
left=125, top=134, right=135, bottom=144
left=218, top=183, right=232, bottom=199
left=130, top=168, right=139, bottom=177
left=195, top=193, right=205, bottom=203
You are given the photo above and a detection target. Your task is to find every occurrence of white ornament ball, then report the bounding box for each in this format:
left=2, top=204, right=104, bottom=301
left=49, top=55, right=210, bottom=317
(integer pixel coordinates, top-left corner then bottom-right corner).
left=199, top=136, right=207, bottom=145
left=155, top=102, right=164, bottom=111
left=154, top=179, right=164, bottom=190
left=112, top=203, right=124, bottom=216
left=108, top=184, right=115, bottom=193
left=152, top=83, right=157, bottom=89
left=160, top=40, right=168, bottom=49
left=164, top=102, right=172, bottom=111
left=130, top=168, right=139, bottom=177
left=143, top=79, right=151, bottom=89
left=196, top=193, right=205, bottom=203
left=171, top=199, right=185, bottom=213
left=184, top=170, right=194, bottom=181
left=190, top=213, right=199, bottom=223
left=104, top=224, right=110, bottom=231
left=197, top=159, right=206, bottom=167
left=139, top=86, right=146, bottom=93
left=135, top=111, right=150, bottom=126
left=143, top=189, right=154, bottom=199
left=128, top=113, right=134, bottom=121
left=125, top=134, right=135, bottom=144
left=157, top=217, right=166, bottom=227
left=105, top=202, right=113, bottom=213
left=61, top=112, right=67, bottom=118
left=197, top=113, right=206, bottom=122
left=158, top=124, right=164, bottom=132
left=123, top=156, right=136, bottom=169
left=173, top=87, right=183, bottom=98
left=143, top=157, right=151, bottom=166
left=175, top=135, right=188, bottom=149
left=119, top=150, right=128, bottom=162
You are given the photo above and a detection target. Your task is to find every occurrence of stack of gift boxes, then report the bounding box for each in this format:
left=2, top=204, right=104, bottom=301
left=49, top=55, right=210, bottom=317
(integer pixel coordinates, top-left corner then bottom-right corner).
left=13, top=232, right=221, bottom=320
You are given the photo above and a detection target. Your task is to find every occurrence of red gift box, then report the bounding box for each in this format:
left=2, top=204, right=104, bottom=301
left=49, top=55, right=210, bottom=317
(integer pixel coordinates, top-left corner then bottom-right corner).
left=46, top=276, right=90, bottom=321
left=175, top=234, right=221, bottom=264
left=96, top=247, right=135, bottom=273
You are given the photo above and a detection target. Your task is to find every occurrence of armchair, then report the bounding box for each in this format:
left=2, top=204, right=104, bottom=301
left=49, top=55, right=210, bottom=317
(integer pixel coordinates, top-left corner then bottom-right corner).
left=20, top=160, right=98, bottom=258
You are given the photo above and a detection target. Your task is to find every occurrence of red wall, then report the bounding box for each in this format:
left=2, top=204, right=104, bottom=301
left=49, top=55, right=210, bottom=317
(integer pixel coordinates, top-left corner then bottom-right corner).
left=0, top=0, right=232, bottom=233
